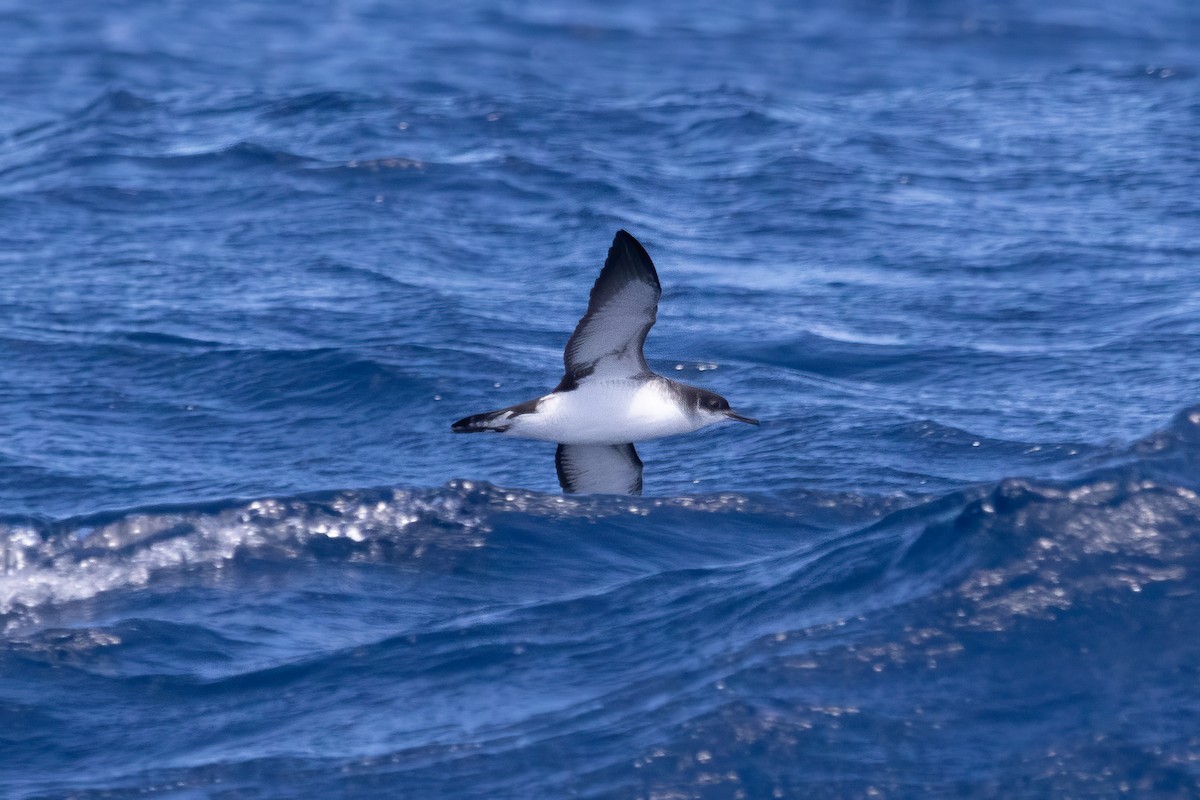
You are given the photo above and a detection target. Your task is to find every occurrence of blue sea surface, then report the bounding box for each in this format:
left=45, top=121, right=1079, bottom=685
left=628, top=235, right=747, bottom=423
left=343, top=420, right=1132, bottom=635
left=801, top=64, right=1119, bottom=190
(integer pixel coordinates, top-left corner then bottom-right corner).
left=3, top=1, right=1200, bottom=797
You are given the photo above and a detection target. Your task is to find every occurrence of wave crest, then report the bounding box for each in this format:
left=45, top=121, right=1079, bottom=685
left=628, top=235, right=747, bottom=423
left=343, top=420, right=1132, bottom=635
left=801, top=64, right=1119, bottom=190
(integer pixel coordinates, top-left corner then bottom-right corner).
left=1, top=486, right=491, bottom=619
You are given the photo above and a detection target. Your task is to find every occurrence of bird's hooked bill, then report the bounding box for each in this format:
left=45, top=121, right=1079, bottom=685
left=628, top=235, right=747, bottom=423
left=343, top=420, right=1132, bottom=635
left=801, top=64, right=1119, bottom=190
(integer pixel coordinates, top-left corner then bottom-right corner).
left=725, top=410, right=759, bottom=425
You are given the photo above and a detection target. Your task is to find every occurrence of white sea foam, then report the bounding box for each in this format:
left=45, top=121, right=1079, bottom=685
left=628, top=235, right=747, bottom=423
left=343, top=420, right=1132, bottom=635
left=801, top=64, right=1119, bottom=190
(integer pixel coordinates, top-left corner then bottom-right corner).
left=0, top=488, right=490, bottom=622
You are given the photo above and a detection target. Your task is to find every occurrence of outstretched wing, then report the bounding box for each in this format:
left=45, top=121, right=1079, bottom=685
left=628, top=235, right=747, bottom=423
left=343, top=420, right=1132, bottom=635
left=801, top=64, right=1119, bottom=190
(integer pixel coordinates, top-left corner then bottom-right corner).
left=555, top=443, right=643, bottom=495
left=561, top=230, right=661, bottom=387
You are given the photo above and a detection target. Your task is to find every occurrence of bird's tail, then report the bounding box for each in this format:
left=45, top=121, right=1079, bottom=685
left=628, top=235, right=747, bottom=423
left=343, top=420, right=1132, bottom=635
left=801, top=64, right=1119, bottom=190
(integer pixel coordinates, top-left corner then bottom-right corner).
left=451, top=408, right=513, bottom=434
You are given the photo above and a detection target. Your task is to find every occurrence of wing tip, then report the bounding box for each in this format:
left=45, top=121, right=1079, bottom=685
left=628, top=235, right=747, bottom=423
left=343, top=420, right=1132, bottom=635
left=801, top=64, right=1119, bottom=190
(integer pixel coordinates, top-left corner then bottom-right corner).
left=607, top=229, right=660, bottom=290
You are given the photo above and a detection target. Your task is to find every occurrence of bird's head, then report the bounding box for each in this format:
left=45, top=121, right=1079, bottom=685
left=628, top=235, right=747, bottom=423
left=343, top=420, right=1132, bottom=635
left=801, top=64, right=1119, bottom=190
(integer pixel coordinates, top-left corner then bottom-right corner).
left=693, top=388, right=759, bottom=427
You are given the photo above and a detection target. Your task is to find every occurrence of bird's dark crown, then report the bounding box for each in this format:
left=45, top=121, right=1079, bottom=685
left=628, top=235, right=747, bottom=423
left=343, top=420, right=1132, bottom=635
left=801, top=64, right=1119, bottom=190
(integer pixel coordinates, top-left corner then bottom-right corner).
left=670, top=383, right=730, bottom=413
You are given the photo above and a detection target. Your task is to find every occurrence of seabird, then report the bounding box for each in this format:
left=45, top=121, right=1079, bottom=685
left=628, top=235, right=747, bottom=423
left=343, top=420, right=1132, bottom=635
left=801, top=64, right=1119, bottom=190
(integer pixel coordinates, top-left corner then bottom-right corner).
left=452, top=230, right=758, bottom=495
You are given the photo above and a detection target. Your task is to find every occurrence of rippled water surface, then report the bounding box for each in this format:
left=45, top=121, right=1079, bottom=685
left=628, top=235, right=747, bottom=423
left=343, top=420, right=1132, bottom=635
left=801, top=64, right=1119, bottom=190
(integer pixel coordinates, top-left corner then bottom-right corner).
left=3, top=1, right=1200, bottom=797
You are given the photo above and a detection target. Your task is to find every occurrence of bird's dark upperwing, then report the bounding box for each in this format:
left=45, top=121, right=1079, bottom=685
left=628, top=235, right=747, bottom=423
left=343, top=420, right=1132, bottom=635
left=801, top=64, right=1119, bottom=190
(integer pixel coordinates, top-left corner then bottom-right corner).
left=560, top=230, right=661, bottom=387
left=555, top=443, right=643, bottom=495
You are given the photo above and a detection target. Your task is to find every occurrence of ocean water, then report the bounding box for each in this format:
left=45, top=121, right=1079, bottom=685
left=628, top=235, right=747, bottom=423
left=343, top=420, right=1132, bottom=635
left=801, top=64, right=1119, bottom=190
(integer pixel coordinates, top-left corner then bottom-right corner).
left=3, top=1, right=1200, bottom=797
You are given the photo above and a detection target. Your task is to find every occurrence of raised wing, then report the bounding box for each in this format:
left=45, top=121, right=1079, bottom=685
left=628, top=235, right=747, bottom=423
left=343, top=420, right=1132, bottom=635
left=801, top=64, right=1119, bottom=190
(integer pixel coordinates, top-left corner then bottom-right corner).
left=555, top=443, right=643, bottom=495
left=560, top=230, right=661, bottom=387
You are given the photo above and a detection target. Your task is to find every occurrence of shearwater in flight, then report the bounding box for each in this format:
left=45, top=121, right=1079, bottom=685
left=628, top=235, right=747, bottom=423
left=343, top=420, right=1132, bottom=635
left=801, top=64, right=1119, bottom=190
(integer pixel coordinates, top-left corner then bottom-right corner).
left=452, top=230, right=758, bottom=495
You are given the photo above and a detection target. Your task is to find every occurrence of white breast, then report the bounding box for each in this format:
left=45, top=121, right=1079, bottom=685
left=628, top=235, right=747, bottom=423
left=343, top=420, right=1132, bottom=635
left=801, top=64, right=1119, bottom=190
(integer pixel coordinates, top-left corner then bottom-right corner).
left=507, top=379, right=702, bottom=445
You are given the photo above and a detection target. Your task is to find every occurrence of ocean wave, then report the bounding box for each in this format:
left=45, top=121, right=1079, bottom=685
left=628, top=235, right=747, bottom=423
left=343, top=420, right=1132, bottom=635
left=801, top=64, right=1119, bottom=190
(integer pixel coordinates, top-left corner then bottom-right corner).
left=1, top=486, right=488, bottom=622
left=5, top=405, right=1198, bottom=640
